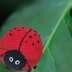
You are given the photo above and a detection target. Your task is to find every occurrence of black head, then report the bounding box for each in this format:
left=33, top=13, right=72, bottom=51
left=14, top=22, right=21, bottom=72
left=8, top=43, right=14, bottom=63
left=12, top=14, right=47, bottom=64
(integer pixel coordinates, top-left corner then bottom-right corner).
left=4, top=50, right=27, bottom=70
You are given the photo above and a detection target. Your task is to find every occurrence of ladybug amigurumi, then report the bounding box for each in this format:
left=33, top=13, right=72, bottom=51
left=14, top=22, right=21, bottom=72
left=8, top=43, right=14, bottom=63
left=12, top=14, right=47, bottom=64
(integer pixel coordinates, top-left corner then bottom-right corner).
left=0, top=27, right=43, bottom=72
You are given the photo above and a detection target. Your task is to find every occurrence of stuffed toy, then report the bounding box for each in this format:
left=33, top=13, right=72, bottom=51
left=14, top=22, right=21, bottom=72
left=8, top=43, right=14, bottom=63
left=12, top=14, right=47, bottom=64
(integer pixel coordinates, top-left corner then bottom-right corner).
left=0, top=27, right=43, bottom=72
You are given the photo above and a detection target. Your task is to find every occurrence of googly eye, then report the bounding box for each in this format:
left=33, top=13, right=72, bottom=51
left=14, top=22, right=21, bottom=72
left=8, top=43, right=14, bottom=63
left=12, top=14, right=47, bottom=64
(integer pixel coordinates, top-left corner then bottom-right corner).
left=15, top=60, right=20, bottom=65
left=9, top=57, right=14, bottom=62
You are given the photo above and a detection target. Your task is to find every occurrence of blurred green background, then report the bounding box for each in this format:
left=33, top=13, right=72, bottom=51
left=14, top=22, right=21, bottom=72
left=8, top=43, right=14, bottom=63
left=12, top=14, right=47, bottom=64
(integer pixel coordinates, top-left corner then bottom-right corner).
left=0, top=0, right=72, bottom=72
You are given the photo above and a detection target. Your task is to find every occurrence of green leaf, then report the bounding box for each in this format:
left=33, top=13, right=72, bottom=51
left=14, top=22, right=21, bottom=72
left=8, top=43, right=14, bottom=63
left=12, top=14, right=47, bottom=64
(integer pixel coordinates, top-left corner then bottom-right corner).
left=34, top=20, right=72, bottom=72
left=0, top=61, right=12, bottom=72
left=64, top=9, right=72, bottom=37
left=0, top=0, right=72, bottom=72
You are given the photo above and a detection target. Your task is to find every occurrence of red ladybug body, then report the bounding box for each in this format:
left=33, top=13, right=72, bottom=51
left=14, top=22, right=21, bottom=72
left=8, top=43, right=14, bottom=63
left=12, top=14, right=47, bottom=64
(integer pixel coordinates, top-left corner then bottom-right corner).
left=0, top=27, right=43, bottom=71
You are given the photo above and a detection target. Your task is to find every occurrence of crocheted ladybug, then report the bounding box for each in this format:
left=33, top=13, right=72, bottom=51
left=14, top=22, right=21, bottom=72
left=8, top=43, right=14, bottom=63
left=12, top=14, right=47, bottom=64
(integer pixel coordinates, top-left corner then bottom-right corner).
left=0, top=27, right=43, bottom=72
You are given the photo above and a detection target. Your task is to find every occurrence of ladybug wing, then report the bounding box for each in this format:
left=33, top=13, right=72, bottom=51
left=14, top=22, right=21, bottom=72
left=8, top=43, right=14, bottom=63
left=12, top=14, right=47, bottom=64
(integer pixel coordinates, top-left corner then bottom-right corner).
left=20, top=29, right=43, bottom=70
left=0, top=27, right=30, bottom=51
left=0, top=41, right=7, bottom=58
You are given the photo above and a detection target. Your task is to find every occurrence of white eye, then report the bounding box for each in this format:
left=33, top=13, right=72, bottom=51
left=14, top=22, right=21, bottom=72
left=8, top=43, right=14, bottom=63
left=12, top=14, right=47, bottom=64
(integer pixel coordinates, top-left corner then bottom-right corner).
left=15, top=60, right=20, bottom=65
left=9, top=57, right=14, bottom=62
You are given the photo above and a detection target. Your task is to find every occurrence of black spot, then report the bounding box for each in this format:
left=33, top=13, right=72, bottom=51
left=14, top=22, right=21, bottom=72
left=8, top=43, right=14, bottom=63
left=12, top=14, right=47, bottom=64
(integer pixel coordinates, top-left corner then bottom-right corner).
left=29, top=36, right=32, bottom=38
left=0, top=54, right=4, bottom=57
left=37, top=41, right=40, bottom=43
left=10, top=33, right=12, bottom=36
left=10, top=30, right=12, bottom=32
left=38, top=35, right=40, bottom=37
left=14, top=28, right=16, bottom=29
left=34, top=34, right=36, bottom=36
left=32, top=43, right=34, bottom=46
left=34, top=30, right=36, bottom=32
left=34, top=66, right=37, bottom=69
left=22, top=27, right=24, bottom=28
left=26, top=41, right=28, bottom=43
left=17, top=30, right=20, bottom=31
